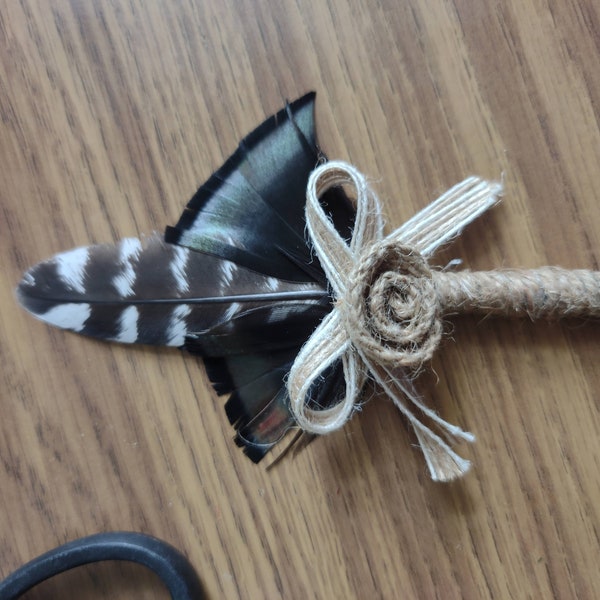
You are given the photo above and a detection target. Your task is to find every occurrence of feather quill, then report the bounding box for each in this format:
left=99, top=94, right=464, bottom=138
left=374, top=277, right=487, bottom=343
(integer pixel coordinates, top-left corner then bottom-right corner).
left=17, top=93, right=355, bottom=461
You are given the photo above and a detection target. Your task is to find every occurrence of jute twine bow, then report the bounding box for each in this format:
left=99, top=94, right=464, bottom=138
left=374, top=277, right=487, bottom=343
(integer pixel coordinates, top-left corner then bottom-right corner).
left=287, top=161, right=600, bottom=482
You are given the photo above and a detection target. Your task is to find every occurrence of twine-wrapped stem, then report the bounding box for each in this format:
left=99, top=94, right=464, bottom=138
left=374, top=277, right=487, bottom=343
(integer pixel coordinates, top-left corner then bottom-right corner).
left=434, top=268, right=600, bottom=318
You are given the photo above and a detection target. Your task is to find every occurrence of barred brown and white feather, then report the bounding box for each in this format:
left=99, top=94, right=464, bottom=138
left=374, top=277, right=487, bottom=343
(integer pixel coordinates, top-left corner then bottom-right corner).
left=17, top=233, right=327, bottom=347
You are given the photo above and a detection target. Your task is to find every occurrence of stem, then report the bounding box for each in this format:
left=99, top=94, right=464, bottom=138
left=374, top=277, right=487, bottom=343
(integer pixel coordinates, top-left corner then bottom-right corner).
left=433, top=268, right=600, bottom=319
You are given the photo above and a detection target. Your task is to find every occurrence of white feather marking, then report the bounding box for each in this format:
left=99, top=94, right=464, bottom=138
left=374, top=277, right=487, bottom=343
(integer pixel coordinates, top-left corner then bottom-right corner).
left=113, top=238, right=142, bottom=297
left=42, top=303, right=91, bottom=331
left=119, top=237, right=142, bottom=260
left=266, top=277, right=280, bottom=292
left=223, top=302, right=241, bottom=321
left=55, top=247, right=89, bottom=294
left=21, top=271, right=35, bottom=286
left=166, top=304, right=192, bottom=346
left=115, top=306, right=139, bottom=343
left=219, top=260, right=237, bottom=288
left=266, top=304, right=305, bottom=324
left=170, top=246, right=190, bottom=293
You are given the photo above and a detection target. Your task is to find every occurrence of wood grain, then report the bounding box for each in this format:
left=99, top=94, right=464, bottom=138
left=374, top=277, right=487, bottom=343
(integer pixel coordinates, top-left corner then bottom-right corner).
left=1, top=1, right=599, bottom=598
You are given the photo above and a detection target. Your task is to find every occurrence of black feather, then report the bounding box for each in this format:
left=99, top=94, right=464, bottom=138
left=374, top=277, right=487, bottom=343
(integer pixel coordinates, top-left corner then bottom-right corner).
left=17, top=93, right=355, bottom=461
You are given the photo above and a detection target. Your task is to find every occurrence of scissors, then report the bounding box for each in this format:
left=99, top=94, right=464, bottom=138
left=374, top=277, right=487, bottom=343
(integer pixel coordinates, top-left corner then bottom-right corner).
left=0, top=531, right=205, bottom=599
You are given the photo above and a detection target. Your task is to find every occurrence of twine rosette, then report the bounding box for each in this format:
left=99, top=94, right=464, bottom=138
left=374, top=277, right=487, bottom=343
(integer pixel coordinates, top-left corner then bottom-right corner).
left=287, top=161, right=600, bottom=482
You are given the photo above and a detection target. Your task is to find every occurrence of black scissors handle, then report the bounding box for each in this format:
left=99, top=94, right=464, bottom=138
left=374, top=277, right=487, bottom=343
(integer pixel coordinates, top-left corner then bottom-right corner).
left=0, top=531, right=205, bottom=599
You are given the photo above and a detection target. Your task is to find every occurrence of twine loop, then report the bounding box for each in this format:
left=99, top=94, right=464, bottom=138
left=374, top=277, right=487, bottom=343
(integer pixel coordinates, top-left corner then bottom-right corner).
left=287, top=161, right=503, bottom=481
left=345, top=239, right=442, bottom=370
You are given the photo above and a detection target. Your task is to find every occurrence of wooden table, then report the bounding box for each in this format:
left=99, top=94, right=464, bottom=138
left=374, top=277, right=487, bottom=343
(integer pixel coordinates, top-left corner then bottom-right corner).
left=1, top=1, right=599, bottom=598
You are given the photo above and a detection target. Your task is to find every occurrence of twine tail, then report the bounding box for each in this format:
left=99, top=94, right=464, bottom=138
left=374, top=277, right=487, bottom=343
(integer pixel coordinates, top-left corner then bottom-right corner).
left=367, top=360, right=475, bottom=481
left=413, top=428, right=473, bottom=482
